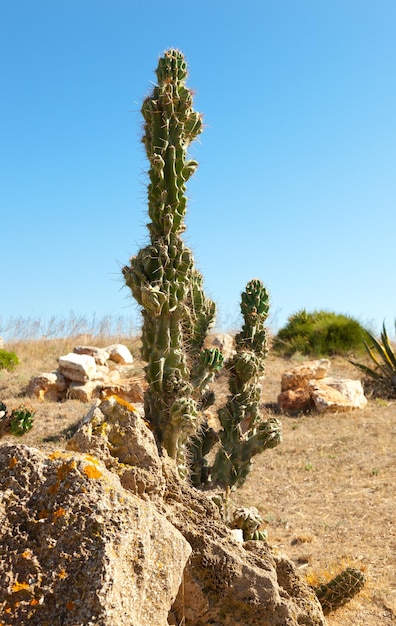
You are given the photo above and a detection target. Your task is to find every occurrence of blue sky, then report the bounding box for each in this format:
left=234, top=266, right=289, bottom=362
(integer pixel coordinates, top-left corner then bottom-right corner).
left=1, top=0, right=395, bottom=338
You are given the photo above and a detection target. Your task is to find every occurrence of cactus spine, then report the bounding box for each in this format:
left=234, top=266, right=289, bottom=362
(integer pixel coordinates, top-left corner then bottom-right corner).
left=123, top=50, right=219, bottom=472
left=212, top=279, right=282, bottom=490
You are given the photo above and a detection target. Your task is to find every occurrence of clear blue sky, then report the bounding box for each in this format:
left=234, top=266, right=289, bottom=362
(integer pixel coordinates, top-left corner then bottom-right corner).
left=1, top=0, right=395, bottom=338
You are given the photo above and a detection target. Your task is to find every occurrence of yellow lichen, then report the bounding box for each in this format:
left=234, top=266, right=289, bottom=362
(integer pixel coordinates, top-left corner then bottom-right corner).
left=21, top=549, right=33, bottom=559
left=8, top=457, right=18, bottom=469
left=66, top=601, right=75, bottom=610
left=83, top=454, right=101, bottom=465
left=12, top=581, right=30, bottom=593
left=108, top=394, right=136, bottom=412
left=83, top=464, right=103, bottom=480
left=49, top=451, right=71, bottom=460
left=53, top=507, right=66, bottom=520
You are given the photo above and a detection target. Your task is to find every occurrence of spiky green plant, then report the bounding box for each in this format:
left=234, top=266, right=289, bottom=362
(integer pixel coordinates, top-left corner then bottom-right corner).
left=211, top=279, right=282, bottom=490
left=0, top=402, right=34, bottom=438
left=123, top=49, right=221, bottom=473
left=232, top=506, right=268, bottom=541
left=350, top=321, right=396, bottom=397
left=314, top=567, right=365, bottom=614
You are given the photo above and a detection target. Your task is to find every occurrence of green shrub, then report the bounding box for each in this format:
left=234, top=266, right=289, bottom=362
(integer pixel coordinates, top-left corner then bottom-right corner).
left=273, top=310, right=368, bottom=357
left=0, top=349, right=19, bottom=371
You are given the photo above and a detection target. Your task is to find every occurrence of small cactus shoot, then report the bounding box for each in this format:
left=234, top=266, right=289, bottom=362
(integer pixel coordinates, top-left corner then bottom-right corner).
left=314, top=567, right=365, bottom=614
left=0, top=403, right=34, bottom=438
left=212, top=280, right=282, bottom=490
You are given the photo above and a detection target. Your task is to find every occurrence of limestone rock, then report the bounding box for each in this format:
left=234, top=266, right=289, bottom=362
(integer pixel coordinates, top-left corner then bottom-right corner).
left=58, top=353, right=97, bottom=382
left=67, top=380, right=102, bottom=402
left=278, top=359, right=367, bottom=414
left=278, top=388, right=314, bottom=412
left=310, top=378, right=368, bottom=412
left=67, top=396, right=165, bottom=499
left=27, top=371, right=67, bottom=401
left=281, top=359, right=331, bottom=392
left=29, top=344, right=139, bottom=404
left=162, top=461, right=326, bottom=626
left=100, top=380, right=146, bottom=403
left=105, top=344, right=133, bottom=365
left=73, top=345, right=110, bottom=366
left=0, top=443, right=191, bottom=626
left=0, top=394, right=327, bottom=626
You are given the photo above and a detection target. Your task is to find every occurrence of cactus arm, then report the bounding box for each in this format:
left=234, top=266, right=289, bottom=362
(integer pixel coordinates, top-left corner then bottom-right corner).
left=314, top=567, right=365, bottom=614
left=211, top=280, right=282, bottom=490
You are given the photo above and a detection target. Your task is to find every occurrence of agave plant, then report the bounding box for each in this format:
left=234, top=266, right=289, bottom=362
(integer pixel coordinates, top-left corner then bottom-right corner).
left=351, top=321, right=396, bottom=397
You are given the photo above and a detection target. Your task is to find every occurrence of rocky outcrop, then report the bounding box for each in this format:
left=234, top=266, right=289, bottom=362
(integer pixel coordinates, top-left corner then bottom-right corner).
left=0, top=397, right=326, bottom=625
left=0, top=443, right=190, bottom=626
left=66, top=397, right=166, bottom=500
left=163, top=464, right=325, bottom=626
left=27, top=343, right=144, bottom=403
left=278, top=359, right=367, bottom=413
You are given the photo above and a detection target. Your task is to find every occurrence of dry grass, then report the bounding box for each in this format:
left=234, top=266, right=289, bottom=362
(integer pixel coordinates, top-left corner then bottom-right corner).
left=0, top=337, right=395, bottom=625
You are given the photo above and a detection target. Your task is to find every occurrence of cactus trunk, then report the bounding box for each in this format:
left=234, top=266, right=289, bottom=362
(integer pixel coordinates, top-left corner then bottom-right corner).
left=123, top=50, right=218, bottom=472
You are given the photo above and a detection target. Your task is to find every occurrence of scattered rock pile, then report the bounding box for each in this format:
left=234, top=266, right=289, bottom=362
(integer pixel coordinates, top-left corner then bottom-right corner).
left=28, top=343, right=146, bottom=404
left=278, top=359, right=368, bottom=413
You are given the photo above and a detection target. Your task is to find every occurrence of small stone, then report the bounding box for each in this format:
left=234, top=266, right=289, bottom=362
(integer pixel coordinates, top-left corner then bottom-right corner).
left=27, top=371, right=67, bottom=401
left=59, top=353, right=97, bottom=382
left=105, top=344, right=134, bottom=365
left=281, top=359, right=331, bottom=391
left=73, top=345, right=110, bottom=366
left=278, top=388, right=314, bottom=412
left=310, top=378, right=368, bottom=412
left=205, top=333, right=234, bottom=361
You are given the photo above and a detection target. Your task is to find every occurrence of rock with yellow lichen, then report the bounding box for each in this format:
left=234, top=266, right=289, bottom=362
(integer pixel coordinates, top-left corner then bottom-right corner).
left=0, top=443, right=190, bottom=626
left=66, top=395, right=165, bottom=500
left=0, top=396, right=326, bottom=625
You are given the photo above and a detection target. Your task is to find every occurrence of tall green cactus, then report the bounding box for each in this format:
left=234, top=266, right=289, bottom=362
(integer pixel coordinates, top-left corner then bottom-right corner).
left=123, top=50, right=220, bottom=473
left=211, top=279, right=282, bottom=490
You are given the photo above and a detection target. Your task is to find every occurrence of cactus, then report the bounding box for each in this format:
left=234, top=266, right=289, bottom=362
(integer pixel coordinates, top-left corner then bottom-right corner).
left=123, top=50, right=218, bottom=473
left=0, top=402, right=34, bottom=438
left=123, top=51, right=281, bottom=488
left=314, top=567, right=365, bottom=614
left=211, top=279, right=282, bottom=490
left=232, top=506, right=268, bottom=541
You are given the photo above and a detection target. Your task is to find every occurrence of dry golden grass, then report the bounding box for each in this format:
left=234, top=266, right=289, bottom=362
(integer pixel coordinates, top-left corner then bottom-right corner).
left=0, top=337, right=395, bottom=625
